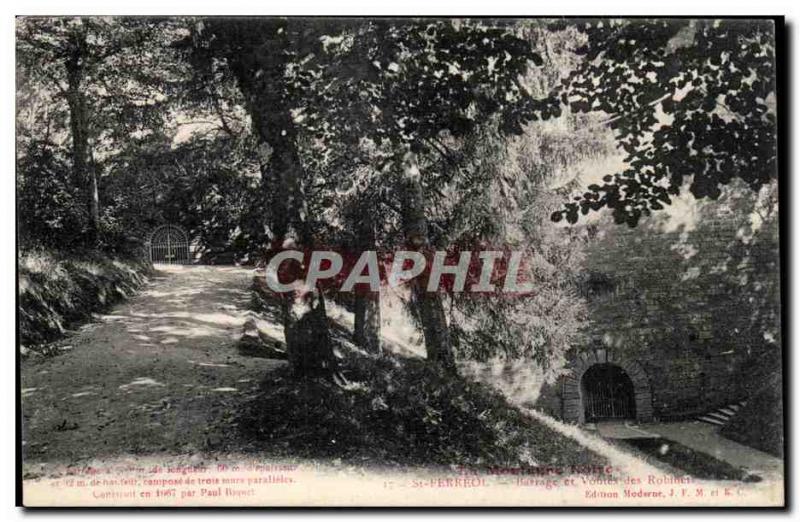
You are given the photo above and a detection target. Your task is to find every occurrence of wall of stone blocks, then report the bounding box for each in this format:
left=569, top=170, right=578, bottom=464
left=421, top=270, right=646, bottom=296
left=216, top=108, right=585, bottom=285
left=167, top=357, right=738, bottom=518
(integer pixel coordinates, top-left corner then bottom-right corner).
left=539, top=193, right=780, bottom=422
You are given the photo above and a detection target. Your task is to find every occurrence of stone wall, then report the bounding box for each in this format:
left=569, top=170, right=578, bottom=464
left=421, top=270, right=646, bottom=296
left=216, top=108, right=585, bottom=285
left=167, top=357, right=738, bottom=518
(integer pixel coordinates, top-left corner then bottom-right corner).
left=539, top=186, right=781, bottom=422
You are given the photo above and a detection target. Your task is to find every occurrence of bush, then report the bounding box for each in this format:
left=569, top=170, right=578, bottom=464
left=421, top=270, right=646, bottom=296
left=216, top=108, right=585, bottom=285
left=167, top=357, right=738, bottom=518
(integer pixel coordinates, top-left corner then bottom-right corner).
left=18, top=249, right=151, bottom=347
left=17, top=144, right=90, bottom=250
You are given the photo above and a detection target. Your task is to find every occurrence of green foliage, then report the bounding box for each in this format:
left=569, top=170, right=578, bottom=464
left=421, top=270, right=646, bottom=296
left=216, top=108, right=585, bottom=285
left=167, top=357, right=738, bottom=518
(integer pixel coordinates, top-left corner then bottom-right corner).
left=17, top=16, right=269, bottom=258
left=16, top=17, right=190, bottom=252
left=443, top=120, right=606, bottom=370
left=17, top=17, right=185, bottom=145
left=103, top=129, right=267, bottom=262
left=291, top=20, right=561, bottom=188
left=300, top=20, right=553, bottom=149
left=550, top=19, right=778, bottom=226
left=17, top=143, right=89, bottom=249
left=404, top=27, right=613, bottom=370
left=17, top=17, right=782, bottom=375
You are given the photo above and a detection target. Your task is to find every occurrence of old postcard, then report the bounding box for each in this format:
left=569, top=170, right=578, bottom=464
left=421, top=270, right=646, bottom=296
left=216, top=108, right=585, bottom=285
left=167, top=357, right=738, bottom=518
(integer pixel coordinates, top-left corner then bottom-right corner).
left=17, top=16, right=784, bottom=507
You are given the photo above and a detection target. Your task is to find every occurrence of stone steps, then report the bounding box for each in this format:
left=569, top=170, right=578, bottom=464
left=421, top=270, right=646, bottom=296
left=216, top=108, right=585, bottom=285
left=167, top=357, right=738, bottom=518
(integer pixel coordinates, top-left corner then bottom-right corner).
left=697, top=401, right=746, bottom=427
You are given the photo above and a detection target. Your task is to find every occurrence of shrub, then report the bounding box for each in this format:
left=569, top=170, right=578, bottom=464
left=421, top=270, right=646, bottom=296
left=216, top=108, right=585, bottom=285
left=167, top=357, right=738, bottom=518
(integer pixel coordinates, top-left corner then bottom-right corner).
left=18, top=249, right=151, bottom=347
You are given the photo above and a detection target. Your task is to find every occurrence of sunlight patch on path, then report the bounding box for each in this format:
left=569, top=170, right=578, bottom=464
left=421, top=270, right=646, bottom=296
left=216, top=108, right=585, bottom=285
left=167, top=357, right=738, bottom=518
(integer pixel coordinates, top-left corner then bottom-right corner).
left=188, top=360, right=232, bottom=368
left=119, top=377, right=166, bottom=390
left=20, top=266, right=278, bottom=467
left=523, top=407, right=663, bottom=477
left=128, top=311, right=245, bottom=326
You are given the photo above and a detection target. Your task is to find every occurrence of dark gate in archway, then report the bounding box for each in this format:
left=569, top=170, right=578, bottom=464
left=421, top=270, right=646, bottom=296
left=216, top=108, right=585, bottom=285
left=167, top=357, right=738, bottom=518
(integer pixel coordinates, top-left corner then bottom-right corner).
left=148, top=225, right=190, bottom=264
left=581, top=363, right=636, bottom=422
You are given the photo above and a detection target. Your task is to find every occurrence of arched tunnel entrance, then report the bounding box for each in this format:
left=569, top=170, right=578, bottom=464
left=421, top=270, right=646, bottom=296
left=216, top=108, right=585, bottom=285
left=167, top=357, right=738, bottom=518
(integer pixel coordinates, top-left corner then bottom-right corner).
left=581, top=363, right=636, bottom=422
left=560, top=349, right=653, bottom=424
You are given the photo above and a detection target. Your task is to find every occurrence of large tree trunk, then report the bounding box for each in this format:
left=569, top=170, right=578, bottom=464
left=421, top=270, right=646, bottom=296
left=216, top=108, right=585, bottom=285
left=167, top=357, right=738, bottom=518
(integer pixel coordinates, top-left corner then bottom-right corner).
left=284, top=290, right=337, bottom=378
left=254, top=106, right=337, bottom=380
left=216, top=19, right=337, bottom=378
left=65, top=29, right=100, bottom=242
left=400, top=153, right=456, bottom=370
left=352, top=209, right=381, bottom=353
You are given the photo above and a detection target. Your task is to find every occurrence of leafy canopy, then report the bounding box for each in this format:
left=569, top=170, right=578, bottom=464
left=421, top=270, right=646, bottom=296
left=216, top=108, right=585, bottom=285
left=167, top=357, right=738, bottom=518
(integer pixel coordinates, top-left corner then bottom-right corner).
left=549, top=19, right=777, bottom=227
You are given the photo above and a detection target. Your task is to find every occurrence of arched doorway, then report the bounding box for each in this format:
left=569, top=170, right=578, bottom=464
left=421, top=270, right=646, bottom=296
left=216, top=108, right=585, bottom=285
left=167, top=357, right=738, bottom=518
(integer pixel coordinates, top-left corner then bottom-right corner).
left=148, top=225, right=190, bottom=264
left=581, top=363, right=636, bottom=422
left=560, top=349, right=653, bottom=424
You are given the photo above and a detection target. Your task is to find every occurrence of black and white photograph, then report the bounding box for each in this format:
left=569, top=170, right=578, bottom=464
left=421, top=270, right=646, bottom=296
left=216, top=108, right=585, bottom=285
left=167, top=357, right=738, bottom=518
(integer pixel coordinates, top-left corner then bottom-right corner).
left=13, top=12, right=785, bottom=508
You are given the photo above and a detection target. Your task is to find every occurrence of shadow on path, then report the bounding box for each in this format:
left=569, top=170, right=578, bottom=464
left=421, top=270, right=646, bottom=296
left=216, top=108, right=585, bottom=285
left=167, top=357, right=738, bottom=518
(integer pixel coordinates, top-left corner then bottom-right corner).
left=21, top=266, right=286, bottom=469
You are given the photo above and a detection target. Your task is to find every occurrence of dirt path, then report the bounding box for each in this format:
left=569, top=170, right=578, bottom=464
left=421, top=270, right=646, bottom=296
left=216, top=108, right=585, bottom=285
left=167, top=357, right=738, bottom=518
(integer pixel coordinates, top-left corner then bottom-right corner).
left=21, top=265, right=285, bottom=471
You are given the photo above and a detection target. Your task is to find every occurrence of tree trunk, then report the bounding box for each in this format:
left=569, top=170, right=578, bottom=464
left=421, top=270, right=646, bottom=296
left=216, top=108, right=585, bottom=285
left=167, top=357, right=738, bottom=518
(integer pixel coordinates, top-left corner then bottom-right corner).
left=411, top=286, right=455, bottom=368
left=65, top=29, right=99, bottom=242
left=352, top=208, right=381, bottom=353
left=256, top=114, right=337, bottom=379
left=89, top=154, right=101, bottom=238
left=400, top=153, right=456, bottom=370
left=218, top=20, right=337, bottom=378
left=354, top=294, right=381, bottom=353
left=284, top=290, right=337, bottom=378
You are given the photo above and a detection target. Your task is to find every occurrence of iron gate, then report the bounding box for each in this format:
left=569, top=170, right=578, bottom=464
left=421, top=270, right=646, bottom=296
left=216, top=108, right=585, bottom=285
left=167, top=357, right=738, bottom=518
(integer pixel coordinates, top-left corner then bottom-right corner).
left=582, top=363, right=636, bottom=422
left=148, top=225, right=190, bottom=264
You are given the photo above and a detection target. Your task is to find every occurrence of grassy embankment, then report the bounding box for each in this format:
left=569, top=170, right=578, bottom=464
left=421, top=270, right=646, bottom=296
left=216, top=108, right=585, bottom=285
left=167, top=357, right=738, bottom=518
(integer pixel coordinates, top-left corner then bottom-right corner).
left=236, top=283, right=608, bottom=470
left=18, top=249, right=151, bottom=352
